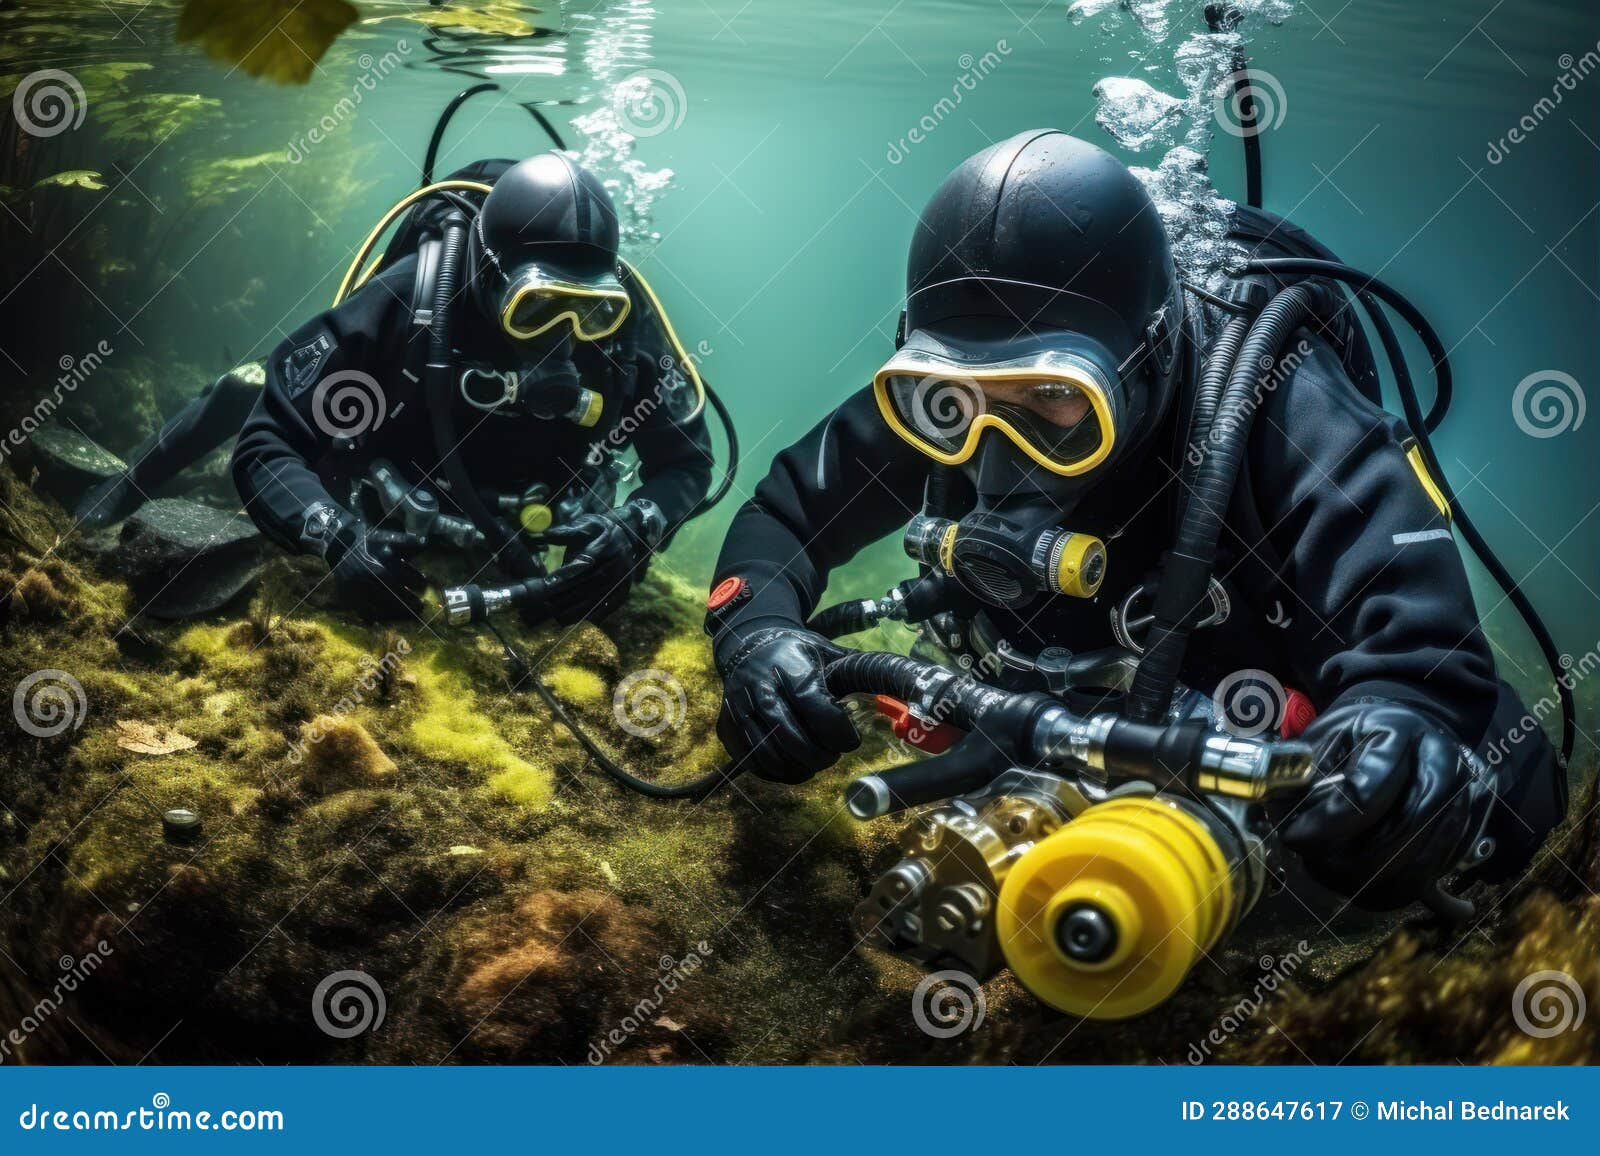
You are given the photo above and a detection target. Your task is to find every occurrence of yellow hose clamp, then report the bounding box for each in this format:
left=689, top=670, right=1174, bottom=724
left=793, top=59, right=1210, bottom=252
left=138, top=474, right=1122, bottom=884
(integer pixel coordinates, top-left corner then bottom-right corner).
left=518, top=503, right=554, bottom=534
left=575, top=389, right=604, bottom=429
left=997, top=796, right=1236, bottom=1020
left=1049, top=532, right=1107, bottom=598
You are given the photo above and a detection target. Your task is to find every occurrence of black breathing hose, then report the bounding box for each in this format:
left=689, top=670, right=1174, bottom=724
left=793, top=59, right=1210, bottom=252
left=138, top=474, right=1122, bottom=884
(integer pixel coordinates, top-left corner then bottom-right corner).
left=1126, top=282, right=1328, bottom=721
left=421, top=83, right=568, bottom=186
left=484, top=619, right=740, bottom=801
left=1245, top=258, right=1573, bottom=764
left=1182, top=312, right=1253, bottom=496
left=693, top=382, right=740, bottom=518
left=425, top=213, right=544, bottom=580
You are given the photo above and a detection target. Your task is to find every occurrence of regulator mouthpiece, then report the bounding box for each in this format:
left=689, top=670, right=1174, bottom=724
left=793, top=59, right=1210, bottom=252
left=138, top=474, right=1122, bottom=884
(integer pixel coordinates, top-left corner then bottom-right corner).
left=903, top=513, right=1106, bottom=608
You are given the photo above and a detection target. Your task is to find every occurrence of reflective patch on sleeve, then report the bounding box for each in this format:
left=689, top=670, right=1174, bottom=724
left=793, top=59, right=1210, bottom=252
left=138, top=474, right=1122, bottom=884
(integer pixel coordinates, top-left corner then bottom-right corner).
left=1404, top=441, right=1451, bottom=521
left=1393, top=528, right=1453, bottom=545
left=281, top=332, right=335, bottom=398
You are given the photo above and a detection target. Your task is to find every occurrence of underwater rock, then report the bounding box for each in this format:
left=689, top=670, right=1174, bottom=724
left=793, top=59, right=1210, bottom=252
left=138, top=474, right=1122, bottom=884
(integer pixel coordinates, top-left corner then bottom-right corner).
left=16, top=424, right=126, bottom=507
left=295, top=716, right=398, bottom=795
left=114, top=498, right=270, bottom=619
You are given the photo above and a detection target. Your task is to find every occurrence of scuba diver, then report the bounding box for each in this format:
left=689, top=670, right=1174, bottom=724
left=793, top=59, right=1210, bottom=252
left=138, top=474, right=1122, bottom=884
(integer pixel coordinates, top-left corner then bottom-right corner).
left=79, top=152, right=722, bottom=624
left=705, top=129, right=1568, bottom=912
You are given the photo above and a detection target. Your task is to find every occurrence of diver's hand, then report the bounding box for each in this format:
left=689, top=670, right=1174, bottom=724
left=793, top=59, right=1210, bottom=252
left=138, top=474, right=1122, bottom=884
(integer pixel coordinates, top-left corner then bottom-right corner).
left=1282, top=701, right=1488, bottom=909
left=542, top=499, right=666, bottom=623
left=715, top=625, right=860, bottom=784
left=325, top=525, right=428, bottom=621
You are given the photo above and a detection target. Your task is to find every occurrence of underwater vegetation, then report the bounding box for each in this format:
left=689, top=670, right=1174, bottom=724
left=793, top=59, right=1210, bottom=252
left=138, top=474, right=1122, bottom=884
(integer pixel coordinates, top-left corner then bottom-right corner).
left=1, top=461, right=1596, bottom=1064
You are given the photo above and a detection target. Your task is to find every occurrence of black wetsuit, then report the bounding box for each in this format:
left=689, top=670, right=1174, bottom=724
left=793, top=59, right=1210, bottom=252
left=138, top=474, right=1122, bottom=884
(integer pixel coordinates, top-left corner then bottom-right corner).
left=231, top=255, right=711, bottom=556
left=712, top=332, right=1564, bottom=875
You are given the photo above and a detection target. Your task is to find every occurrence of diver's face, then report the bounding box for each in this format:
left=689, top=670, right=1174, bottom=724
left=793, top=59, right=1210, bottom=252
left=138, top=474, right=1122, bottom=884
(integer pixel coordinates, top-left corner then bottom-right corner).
left=977, top=379, right=1096, bottom=431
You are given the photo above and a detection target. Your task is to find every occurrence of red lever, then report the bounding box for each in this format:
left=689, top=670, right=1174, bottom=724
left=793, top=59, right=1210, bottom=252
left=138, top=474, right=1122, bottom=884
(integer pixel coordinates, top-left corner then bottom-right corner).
left=1279, top=688, right=1317, bottom=739
left=873, top=695, right=964, bottom=754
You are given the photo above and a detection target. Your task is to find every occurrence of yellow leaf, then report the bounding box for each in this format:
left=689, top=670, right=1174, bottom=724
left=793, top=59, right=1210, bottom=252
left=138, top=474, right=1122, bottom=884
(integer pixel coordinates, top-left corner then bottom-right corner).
left=115, top=719, right=199, bottom=756
left=177, top=0, right=359, bottom=85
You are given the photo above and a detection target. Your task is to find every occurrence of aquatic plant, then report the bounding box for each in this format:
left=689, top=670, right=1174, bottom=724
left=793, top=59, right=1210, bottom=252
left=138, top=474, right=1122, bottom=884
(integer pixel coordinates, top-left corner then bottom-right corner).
left=177, top=0, right=358, bottom=84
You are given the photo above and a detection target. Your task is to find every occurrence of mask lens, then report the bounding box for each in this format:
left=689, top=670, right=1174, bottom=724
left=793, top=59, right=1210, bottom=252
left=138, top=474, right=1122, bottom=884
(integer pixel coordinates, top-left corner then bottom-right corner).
left=501, top=268, right=630, bottom=341
left=886, top=373, right=986, bottom=453
left=981, top=380, right=1107, bottom=468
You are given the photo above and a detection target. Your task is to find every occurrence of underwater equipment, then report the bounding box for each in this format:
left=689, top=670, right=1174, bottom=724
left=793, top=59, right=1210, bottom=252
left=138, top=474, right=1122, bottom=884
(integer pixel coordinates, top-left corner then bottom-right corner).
left=821, top=648, right=1325, bottom=1019
left=456, top=360, right=605, bottom=427
left=902, top=512, right=1107, bottom=607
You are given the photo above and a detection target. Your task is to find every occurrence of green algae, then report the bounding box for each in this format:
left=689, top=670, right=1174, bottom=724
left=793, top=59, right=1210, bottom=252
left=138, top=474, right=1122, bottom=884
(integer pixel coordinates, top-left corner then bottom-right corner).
left=1, top=463, right=1597, bottom=1064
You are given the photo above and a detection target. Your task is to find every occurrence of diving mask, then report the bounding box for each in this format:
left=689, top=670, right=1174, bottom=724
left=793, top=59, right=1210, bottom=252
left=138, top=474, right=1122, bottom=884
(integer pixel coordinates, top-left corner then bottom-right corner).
left=873, top=325, right=1123, bottom=478
left=497, top=262, right=631, bottom=342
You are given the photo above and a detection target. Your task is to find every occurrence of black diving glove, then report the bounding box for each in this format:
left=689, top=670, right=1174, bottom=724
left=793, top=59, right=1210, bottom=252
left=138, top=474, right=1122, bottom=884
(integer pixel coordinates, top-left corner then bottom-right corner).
left=542, top=499, right=666, bottom=624
left=714, top=623, right=860, bottom=784
left=300, top=501, right=427, bottom=621
left=1282, top=700, right=1492, bottom=909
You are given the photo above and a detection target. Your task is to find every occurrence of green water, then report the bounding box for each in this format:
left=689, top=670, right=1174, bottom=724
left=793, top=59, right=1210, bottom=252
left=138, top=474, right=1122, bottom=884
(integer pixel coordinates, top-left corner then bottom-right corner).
left=5, top=0, right=1598, bottom=712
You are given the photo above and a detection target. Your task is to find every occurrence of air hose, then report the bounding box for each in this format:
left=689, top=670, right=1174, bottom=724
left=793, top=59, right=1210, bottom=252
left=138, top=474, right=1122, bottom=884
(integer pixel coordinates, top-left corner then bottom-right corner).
left=1247, top=257, right=1573, bottom=764
left=1126, top=282, right=1330, bottom=721
left=484, top=619, right=740, bottom=801
left=421, top=82, right=568, bottom=187
left=425, top=212, right=544, bottom=579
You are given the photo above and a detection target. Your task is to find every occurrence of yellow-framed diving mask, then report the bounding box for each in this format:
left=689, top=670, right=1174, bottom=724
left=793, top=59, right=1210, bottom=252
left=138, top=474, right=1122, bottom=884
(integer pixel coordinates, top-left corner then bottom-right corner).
left=498, top=263, right=632, bottom=342
left=872, top=325, right=1124, bottom=478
